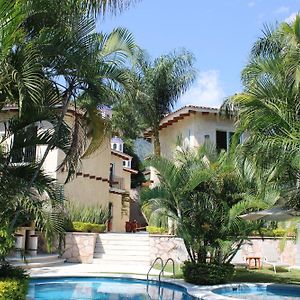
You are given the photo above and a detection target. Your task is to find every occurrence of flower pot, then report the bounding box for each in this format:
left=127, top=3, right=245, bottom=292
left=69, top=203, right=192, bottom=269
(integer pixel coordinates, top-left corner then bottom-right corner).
left=125, top=221, right=132, bottom=232
left=107, top=220, right=112, bottom=232
left=131, top=221, right=137, bottom=233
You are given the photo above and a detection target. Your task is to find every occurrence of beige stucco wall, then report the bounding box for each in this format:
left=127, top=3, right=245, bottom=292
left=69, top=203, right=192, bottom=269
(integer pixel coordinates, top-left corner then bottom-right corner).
left=158, top=112, right=235, bottom=160
left=0, top=110, right=131, bottom=232
left=109, top=154, right=131, bottom=232
left=60, top=139, right=111, bottom=207
left=109, top=193, right=129, bottom=232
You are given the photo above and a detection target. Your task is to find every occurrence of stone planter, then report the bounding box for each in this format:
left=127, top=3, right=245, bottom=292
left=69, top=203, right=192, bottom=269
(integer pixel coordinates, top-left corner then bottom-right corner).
left=62, top=232, right=97, bottom=264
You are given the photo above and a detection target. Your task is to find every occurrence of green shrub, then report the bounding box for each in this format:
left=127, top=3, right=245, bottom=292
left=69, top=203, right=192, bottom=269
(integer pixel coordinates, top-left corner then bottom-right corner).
left=0, top=264, right=29, bottom=300
left=146, top=226, right=168, bottom=234
left=72, top=222, right=106, bottom=233
left=182, top=261, right=234, bottom=285
left=0, top=278, right=28, bottom=300
left=0, top=227, right=15, bottom=260
left=0, top=264, right=28, bottom=279
left=250, top=227, right=296, bottom=237
left=67, top=203, right=110, bottom=224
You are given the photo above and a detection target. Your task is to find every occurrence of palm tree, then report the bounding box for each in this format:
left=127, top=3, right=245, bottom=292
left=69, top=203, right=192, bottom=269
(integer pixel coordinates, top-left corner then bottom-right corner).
left=141, top=144, right=264, bottom=264
left=222, top=15, right=300, bottom=209
left=133, top=50, right=196, bottom=156
left=0, top=0, right=139, bottom=252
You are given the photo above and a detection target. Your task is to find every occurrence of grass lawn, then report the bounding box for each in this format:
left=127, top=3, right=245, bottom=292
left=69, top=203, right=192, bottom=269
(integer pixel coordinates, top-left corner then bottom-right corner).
left=232, top=267, right=300, bottom=285
left=156, top=263, right=300, bottom=284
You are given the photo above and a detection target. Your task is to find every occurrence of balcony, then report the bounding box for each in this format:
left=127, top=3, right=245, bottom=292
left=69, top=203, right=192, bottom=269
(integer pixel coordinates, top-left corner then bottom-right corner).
left=109, top=175, right=126, bottom=194
left=109, top=175, right=124, bottom=189
left=10, top=146, right=37, bottom=164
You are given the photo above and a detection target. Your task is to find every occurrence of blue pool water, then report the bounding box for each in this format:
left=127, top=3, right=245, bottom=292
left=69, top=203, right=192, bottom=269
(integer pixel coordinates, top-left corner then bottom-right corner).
left=28, top=277, right=195, bottom=300
left=215, top=284, right=300, bottom=299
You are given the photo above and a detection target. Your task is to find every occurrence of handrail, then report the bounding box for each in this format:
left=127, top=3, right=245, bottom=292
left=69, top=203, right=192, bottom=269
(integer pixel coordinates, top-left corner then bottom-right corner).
left=159, top=258, right=175, bottom=282
left=147, top=257, right=163, bottom=281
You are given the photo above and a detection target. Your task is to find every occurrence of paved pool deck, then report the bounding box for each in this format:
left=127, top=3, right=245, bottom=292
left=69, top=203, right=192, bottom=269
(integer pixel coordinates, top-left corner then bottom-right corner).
left=29, top=262, right=169, bottom=277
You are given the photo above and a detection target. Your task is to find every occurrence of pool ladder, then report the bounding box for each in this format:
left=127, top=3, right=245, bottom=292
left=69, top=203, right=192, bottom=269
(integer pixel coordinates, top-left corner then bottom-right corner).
left=146, top=257, right=175, bottom=283
left=146, top=257, right=176, bottom=300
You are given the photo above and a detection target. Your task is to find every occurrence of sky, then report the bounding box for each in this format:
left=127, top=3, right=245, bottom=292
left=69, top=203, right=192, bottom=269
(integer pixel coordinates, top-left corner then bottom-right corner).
left=99, top=0, right=300, bottom=109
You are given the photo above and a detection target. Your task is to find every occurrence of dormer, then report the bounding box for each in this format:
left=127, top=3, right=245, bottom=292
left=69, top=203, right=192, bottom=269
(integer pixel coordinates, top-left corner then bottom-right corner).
left=99, top=105, right=112, bottom=119
left=111, top=136, right=124, bottom=153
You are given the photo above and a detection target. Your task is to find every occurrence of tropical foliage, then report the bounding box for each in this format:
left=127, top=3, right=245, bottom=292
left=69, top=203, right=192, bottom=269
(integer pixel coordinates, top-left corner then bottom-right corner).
left=0, top=0, right=138, bottom=258
left=112, top=49, right=196, bottom=155
left=66, top=203, right=110, bottom=225
left=141, top=144, right=265, bottom=265
left=223, top=14, right=300, bottom=210
left=0, top=264, right=29, bottom=300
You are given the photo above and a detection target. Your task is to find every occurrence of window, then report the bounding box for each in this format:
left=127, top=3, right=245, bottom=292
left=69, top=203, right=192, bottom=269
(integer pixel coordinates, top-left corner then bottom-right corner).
left=112, top=143, right=117, bottom=150
left=11, top=126, right=37, bottom=163
left=109, top=163, right=114, bottom=187
left=216, top=130, right=227, bottom=151
left=123, top=161, right=126, bottom=166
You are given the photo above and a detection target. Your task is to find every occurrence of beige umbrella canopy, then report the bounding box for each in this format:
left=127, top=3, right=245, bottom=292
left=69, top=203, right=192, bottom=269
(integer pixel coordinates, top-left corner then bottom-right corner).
left=240, top=206, right=300, bottom=222
left=240, top=206, right=300, bottom=268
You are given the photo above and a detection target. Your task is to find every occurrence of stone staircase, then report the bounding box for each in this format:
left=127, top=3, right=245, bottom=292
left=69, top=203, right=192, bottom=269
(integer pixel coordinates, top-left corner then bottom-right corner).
left=93, top=233, right=150, bottom=268
left=8, top=253, right=65, bottom=269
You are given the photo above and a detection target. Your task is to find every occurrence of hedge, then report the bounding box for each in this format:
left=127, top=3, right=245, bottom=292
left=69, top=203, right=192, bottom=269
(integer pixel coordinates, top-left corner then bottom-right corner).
left=72, top=222, right=106, bottom=233
left=0, top=264, right=29, bottom=300
left=182, top=261, right=234, bottom=285
left=146, top=226, right=168, bottom=234
left=0, top=278, right=28, bottom=300
left=250, top=228, right=296, bottom=237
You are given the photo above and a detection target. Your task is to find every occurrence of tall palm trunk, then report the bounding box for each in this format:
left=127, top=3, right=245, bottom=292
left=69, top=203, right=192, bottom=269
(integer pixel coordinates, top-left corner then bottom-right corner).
left=153, top=127, right=161, bottom=156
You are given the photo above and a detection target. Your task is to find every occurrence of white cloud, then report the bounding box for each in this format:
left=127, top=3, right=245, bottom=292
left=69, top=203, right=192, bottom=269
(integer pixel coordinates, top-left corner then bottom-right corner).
left=274, top=6, right=290, bottom=14
left=177, top=70, right=225, bottom=109
left=248, top=1, right=255, bottom=8
left=285, top=12, right=298, bottom=23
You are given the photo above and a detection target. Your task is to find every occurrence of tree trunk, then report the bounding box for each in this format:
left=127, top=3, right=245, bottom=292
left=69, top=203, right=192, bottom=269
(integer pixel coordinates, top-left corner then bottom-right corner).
left=153, top=127, right=161, bottom=156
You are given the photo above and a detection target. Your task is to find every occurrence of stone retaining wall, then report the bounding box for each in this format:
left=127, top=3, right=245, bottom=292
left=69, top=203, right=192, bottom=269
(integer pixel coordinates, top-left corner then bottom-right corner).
left=237, top=237, right=296, bottom=265
left=62, top=232, right=97, bottom=263
left=149, top=235, right=297, bottom=265
left=149, top=235, right=189, bottom=263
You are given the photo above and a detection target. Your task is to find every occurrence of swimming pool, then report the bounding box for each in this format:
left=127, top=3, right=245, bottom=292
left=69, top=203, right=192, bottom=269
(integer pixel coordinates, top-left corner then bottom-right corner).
left=28, top=277, right=196, bottom=300
left=214, top=284, right=300, bottom=299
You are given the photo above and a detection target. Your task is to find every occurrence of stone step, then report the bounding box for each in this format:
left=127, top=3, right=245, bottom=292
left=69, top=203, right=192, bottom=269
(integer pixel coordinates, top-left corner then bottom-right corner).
left=95, top=241, right=150, bottom=248
left=92, top=258, right=150, bottom=265
left=93, top=253, right=150, bottom=261
left=8, top=253, right=61, bottom=263
left=98, top=233, right=149, bottom=241
left=11, top=258, right=65, bottom=269
left=94, top=244, right=149, bottom=251
left=94, top=248, right=149, bottom=256
left=93, top=233, right=150, bottom=265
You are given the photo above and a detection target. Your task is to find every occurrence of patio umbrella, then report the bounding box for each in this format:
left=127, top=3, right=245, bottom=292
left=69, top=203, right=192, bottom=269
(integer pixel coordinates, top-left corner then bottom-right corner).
left=240, top=206, right=300, bottom=268
left=239, top=206, right=300, bottom=222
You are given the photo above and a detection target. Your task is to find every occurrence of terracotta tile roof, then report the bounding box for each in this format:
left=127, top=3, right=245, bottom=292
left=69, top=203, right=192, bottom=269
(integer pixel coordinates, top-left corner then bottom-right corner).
left=123, top=167, right=138, bottom=174
left=111, top=149, right=132, bottom=160
left=144, top=105, right=220, bottom=137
